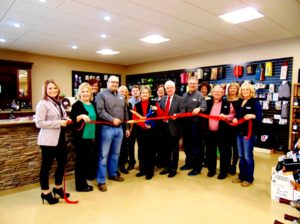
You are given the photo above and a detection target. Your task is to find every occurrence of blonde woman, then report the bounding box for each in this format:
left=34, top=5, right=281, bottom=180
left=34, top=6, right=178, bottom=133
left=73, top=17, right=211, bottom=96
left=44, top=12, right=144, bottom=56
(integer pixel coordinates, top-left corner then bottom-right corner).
left=232, top=82, right=262, bottom=187
left=227, top=82, right=240, bottom=175
left=71, top=82, right=96, bottom=192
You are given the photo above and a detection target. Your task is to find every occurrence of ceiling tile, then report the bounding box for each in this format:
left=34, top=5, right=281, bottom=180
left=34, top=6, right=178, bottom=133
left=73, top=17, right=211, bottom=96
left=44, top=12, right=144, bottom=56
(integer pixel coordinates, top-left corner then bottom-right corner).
left=11, top=0, right=53, bottom=17
left=75, top=0, right=119, bottom=9
left=1, top=10, right=42, bottom=29
left=0, top=0, right=14, bottom=9
left=22, top=0, right=66, bottom=9
left=239, top=18, right=295, bottom=40
left=56, top=0, right=99, bottom=18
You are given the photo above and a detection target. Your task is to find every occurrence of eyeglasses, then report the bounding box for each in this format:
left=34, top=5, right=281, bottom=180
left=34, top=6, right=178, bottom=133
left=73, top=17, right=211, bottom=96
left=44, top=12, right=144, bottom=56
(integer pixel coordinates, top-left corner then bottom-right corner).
left=109, top=81, right=119, bottom=84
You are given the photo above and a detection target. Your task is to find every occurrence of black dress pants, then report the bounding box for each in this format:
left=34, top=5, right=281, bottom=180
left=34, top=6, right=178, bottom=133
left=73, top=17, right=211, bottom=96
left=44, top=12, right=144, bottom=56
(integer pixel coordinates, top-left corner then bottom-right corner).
left=127, top=127, right=137, bottom=166
left=119, top=127, right=129, bottom=169
left=206, top=130, right=230, bottom=175
left=40, top=132, right=67, bottom=190
left=75, top=139, right=94, bottom=189
left=161, top=123, right=180, bottom=172
left=183, top=121, right=204, bottom=171
left=136, top=129, right=155, bottom=176
left=228, top=127, right=239, bottom=169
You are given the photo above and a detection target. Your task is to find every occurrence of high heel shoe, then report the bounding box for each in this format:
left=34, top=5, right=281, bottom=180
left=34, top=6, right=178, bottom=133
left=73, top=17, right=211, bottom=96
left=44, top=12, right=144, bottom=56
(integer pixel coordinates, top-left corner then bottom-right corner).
left=53, top=187, right=70, bottom=199
left=41, top=192, right=59, bottom=205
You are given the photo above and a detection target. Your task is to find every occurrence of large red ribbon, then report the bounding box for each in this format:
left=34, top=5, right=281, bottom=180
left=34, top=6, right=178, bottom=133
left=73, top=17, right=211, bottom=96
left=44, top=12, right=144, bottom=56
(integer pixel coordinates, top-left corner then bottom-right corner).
left=79, top=112, right=253, bottom=140
left=63, top=172, right=78, bottom=204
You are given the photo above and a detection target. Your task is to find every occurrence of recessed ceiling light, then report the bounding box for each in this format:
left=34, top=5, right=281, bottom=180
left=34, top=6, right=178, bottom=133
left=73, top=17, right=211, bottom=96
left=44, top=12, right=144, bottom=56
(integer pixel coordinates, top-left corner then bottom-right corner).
left=13, top=23, right=21, bottom=28
left=100, top=34, right=107, bottom=38
left=139, top=35, right=170, bottom=44
left=104, top=16, right=111, bottom=21
left=38, top=0, right=47, bottom=2
left=96, top=49, right=119, bottom=55
left=71, top=45, right=78, bottom=49
left=219, top=7, right=264, bottom=24
left=0, top=38, right=6, bottom=43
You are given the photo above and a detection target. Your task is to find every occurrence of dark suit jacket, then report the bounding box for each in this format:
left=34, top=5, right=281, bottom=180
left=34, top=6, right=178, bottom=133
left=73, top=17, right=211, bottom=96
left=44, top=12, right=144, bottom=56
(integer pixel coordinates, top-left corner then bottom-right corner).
left=159, top=94, right=185, bottom=136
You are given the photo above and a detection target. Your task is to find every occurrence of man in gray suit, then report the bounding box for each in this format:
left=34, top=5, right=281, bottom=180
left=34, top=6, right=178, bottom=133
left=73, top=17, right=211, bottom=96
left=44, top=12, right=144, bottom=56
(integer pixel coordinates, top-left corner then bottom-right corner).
left=159, top=80, right=185, bottom=178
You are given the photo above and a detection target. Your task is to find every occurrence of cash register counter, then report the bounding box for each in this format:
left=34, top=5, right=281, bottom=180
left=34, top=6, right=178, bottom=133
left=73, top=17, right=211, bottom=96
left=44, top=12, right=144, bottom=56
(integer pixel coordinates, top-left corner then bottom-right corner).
left=0, top=115, right=76, bottom=191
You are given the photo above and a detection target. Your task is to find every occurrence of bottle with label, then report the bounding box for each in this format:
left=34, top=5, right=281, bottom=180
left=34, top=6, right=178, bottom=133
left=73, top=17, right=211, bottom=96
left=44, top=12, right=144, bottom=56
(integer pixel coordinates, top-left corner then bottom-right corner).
left=294, top=98, right=299, bottom=106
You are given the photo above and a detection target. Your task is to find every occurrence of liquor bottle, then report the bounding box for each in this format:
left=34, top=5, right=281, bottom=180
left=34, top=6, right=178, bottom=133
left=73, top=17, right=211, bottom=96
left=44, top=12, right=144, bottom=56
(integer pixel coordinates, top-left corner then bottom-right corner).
left=294, top=98, right=299, bottom=106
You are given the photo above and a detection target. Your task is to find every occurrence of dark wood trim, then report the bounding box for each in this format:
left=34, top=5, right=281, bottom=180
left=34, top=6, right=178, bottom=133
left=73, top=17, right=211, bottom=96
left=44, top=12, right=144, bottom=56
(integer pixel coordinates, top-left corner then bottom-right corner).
left=0, top=59, right=33, bottom=69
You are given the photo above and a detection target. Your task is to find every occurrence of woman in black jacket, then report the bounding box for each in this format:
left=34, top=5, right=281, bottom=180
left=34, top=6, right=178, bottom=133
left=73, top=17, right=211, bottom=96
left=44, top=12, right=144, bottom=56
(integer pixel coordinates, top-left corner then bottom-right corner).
left=232, top=82, right=262, bottom=187
left=71, top=82, right=97, bottom=192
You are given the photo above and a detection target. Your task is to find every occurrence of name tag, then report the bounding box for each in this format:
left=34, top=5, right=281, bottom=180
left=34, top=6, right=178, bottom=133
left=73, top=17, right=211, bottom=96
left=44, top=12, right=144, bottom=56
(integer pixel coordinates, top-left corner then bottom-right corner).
left=246, top=106, right=251, bottom=109
left=119, top=96, right=124, bottom=100
left=192, top=98, right=197, bottom=102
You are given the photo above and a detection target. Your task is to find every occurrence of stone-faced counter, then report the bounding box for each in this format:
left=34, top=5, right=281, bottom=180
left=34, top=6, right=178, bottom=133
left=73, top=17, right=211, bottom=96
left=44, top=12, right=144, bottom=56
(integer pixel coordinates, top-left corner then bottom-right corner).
left=0, top=120, right=76, bottom=191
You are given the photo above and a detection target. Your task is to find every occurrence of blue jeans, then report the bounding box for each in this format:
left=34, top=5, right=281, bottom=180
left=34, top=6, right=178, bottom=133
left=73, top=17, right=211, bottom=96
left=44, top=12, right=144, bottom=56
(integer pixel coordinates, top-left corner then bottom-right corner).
left=236, top=133, right=256, bottom=183
left=96, top=126, right=123, bottom=184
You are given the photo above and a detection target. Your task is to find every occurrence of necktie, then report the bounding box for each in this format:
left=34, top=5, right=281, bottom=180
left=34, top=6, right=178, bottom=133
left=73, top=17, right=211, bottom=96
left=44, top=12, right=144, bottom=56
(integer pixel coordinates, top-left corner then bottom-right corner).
left=164, top=96, right=171, bottom=122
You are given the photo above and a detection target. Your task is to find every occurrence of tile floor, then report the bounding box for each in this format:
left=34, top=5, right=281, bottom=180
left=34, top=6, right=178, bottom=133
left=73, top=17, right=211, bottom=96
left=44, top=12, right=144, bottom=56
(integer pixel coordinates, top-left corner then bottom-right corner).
left=0, top=151, right=298, bottom=224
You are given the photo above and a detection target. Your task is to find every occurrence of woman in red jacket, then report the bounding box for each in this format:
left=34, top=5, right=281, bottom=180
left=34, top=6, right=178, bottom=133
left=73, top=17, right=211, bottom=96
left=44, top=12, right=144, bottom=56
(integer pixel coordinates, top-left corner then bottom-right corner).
left=132, top=85, right=161, bottom=180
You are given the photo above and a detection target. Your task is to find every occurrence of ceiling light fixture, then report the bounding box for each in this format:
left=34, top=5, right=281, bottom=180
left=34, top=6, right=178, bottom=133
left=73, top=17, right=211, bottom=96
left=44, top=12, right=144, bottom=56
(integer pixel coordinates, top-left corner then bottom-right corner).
left=104, top=16, right=111, bottom=21
left=38, top=0, right=47, bottom=2
left=96, top=49, right=119, bottom=55
left=13, top=23, right=21, bottom=28
left=71, top=45, right=78, bottom=49
left=219, top=7, right=264, bottom=24
left=139, top=35, right=170, bottom=44
left=0, top=38, right=6, bottom=43
left=100, top=34, right=107, bottom=38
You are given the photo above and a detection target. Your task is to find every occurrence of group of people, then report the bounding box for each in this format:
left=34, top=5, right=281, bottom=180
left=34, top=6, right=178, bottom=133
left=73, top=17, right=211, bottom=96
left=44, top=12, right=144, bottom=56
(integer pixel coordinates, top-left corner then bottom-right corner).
left=35, top=75, right=262, bottom=205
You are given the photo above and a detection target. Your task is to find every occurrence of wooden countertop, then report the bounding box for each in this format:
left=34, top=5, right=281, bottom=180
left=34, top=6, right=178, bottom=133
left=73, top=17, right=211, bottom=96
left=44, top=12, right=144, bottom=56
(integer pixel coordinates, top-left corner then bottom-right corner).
left=0, top=109, right=34, bottom=114
left=0, top=118, right=35, bottom=126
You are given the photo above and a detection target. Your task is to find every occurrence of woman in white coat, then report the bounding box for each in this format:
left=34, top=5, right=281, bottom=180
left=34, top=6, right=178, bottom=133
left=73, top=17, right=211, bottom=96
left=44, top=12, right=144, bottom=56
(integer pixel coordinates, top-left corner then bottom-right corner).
left=35, top=80, right=71, bottom=204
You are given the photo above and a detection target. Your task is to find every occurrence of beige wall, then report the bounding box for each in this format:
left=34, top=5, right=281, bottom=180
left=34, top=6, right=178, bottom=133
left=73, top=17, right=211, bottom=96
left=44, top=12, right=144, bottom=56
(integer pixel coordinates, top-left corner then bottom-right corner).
left=126, top=37, right=300, bottom=83
left=0, top=49, right=126, bottom=108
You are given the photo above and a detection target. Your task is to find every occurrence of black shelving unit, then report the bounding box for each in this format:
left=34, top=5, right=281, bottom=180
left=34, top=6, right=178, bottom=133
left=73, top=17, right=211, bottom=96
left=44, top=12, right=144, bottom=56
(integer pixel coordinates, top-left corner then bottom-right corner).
left=72, top=70, right=121, bottom=97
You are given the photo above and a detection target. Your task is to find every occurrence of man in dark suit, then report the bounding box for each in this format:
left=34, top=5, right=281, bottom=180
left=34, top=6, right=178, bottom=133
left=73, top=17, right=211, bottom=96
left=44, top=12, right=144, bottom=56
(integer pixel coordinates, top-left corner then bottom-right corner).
left=159, top=80, right=185, bottom=178
left=205, top=85, right=235, bottom=180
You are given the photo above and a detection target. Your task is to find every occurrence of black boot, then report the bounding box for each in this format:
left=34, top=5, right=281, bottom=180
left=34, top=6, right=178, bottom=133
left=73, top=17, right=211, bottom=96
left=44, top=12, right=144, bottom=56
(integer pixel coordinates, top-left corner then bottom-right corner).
left=120, top=166, right=129, bottom=174
left=41, top=192, right=59, bottom=205
left=53, top=187, right=70, bottom=199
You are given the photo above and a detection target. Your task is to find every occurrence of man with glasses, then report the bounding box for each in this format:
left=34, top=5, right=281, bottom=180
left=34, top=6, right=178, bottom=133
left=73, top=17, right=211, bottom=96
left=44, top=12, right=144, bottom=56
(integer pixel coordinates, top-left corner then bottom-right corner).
left=95, top=76, right=129, bottom=191
left=205, top=85, right=235, bottom=180
left=182, top=76, right=207, bottom=176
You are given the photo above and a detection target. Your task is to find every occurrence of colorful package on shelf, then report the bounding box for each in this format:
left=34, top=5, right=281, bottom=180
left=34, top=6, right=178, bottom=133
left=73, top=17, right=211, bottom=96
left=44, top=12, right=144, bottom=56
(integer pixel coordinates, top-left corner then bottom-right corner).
left=180, top=72, right=189, bottom=84
left=233, top=65, right=243, bottom=78
left=210, top=67, right=218, bottom=80
left=255, top=64, right=265, bottom=81
left=218, top=67, right=226, bottom=79
left=246, top=64, right=255, bottom=75
left=265, top=62, right=273, bottom=77
left=280, top=61, right=288, bottom=80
